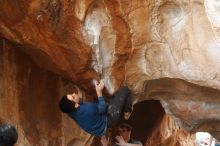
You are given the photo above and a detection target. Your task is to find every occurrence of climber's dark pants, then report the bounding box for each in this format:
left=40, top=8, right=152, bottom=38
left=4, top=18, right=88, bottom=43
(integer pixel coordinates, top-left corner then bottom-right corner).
left=107, top=86, right=132, bottom=128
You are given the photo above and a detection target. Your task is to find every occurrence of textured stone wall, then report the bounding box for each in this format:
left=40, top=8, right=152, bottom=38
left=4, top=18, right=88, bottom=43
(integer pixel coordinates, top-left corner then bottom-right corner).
left=1, top=0, right=220, bottom=145
left=0, top=39, right=92, bottom=145
left=146, top=115, right=197, bottom=146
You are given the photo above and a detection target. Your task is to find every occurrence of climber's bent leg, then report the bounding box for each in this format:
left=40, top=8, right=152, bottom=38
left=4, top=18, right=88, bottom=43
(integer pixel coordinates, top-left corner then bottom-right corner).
left=107, top=86, right=132, bottom=128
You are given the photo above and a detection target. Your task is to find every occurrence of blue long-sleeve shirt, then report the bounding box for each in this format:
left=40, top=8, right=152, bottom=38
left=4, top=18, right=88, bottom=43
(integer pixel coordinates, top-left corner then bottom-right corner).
left=68, top=96, right=107, bottom=136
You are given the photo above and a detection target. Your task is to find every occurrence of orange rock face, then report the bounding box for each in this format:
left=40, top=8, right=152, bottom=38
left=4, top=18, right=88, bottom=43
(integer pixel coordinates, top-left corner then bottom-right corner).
left=146, top=115, right=197, bottom=146
left=1, top=0, right=220, bottom=145
left=0, top=40, right=93, bottom=145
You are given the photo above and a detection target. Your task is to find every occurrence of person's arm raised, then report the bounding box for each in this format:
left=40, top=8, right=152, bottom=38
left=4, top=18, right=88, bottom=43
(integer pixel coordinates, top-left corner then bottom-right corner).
left=95, top=80, right=104, bottom=97
left=95, top=80, right=107, bottom=114
left=75, top=86, right=83, bottom=103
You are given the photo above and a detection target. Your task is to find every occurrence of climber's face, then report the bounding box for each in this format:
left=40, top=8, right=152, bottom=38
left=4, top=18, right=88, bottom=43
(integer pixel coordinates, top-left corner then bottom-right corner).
left=67, top=93, right=80, bottom=108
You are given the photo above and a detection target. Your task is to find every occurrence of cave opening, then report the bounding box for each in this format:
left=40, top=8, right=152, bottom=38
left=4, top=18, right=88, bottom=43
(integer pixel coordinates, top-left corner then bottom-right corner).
left=196, top=132, right=218, bottom=146
left=120, top=100, right=165, bottom=144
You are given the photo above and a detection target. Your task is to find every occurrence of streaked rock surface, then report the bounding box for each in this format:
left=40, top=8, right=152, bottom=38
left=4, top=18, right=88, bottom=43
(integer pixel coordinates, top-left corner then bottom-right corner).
left=0, top=0, right=220, bottom=145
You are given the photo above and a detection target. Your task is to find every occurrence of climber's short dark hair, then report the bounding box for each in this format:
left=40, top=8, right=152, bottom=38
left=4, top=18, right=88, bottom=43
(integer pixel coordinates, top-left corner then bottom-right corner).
left=59, top=95, right=75, bottom=113
left=0, top=124, right=18, bottom=146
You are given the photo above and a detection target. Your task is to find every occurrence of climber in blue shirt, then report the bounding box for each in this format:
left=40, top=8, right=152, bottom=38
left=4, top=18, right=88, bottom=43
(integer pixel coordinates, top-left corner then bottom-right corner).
left=59, top=79, right=132, bottom=136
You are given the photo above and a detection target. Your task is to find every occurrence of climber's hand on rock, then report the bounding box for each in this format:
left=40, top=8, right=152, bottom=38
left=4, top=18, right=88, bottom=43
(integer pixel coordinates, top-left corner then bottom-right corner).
left=95, top=79, right=104, bottom=97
